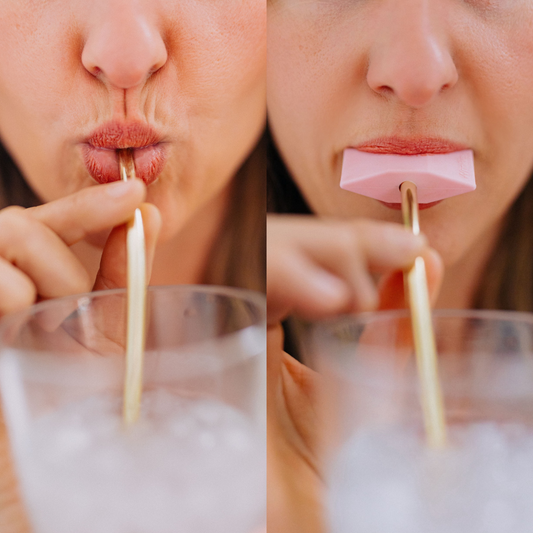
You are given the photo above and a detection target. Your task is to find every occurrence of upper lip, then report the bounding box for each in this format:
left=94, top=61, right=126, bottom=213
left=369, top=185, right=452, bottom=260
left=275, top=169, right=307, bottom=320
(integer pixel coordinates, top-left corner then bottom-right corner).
left=85, top=121, right=162, bottom=149
left=354, top=137, right=469, bottom=155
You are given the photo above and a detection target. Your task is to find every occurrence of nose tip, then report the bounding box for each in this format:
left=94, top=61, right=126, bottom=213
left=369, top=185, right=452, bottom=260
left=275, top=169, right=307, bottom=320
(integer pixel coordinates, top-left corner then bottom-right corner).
left=366, top=12, right=458, bottom=108
left=82, top=12, right=168, bottom=89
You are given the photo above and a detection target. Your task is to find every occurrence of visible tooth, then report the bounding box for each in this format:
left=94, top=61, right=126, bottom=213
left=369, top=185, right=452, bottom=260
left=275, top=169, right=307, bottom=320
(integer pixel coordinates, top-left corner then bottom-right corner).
left=118, top=149, right=137, bottom=181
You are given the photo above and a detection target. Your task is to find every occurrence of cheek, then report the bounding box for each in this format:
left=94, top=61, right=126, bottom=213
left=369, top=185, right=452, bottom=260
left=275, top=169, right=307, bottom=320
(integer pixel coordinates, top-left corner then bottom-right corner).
left=157, top=1, right=266, bottom=224
left=467, top=14, right=533, bottom=122
left=268, top=2, right=367, bottom=111
left=169, top=2, right=265, bottom=105
left=0, top=3, right=80, bottom=195
left=268, top=3, right=368, bottom=189
left=164, top=1, right=265, bottom=183
left=461, top=17, right=533, bottom=206
left=0, top=6, right=76, bottom=118
left=211, top=6, right=266, bottom=112
left=268, top=8, right=334, bottom=120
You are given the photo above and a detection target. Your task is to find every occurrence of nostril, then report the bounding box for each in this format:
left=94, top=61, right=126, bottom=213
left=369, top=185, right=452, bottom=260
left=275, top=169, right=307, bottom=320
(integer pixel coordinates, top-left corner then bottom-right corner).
left=147, top=64, right=164, bottom=78
left=377, top=85, right=394, bottom=96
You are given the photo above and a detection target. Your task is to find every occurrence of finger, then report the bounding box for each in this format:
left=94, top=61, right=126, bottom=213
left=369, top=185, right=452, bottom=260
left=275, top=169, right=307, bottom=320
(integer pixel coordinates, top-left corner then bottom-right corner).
left=423, top=247, right=444, bottom=306
left=0, top=207, right=91, bottom=300
left=356, top=221, right=428, bottom=271
left=27, top=180, right=146, bottom=246
left=93, top=203, right=162, bottom=291
left=301, top=220, right=427, bottom=274
left=139, top=203, right=162, bottom=283
left=267, top=216, right=427, bottom=323
left=378, top=247, right=444, bottom=310
left=296, top=222, right=424, bottom=313
left=267, top=249, right=352, bottom=324
left=0, top=257, right=36, bottom=316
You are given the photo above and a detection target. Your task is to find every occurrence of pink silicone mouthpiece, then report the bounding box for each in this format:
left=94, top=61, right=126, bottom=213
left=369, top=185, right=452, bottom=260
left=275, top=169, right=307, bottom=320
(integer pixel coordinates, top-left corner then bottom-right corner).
left=340, top=149, right=476, bottom=203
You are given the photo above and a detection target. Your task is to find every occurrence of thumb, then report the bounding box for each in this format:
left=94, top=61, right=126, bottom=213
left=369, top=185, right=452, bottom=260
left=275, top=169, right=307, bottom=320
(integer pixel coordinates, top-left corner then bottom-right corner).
left=422, top=247, right=445, bottom=307
left=378, top=247, right=444, bottom=310
left=93, top=203, right=162, bottom=291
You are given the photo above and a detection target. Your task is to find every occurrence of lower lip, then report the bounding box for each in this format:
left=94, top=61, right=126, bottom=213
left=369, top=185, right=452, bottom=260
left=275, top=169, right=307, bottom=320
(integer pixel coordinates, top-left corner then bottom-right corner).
left=379, top=200, right=443, bottom=210
left=81, top=144, right=167, bottom=186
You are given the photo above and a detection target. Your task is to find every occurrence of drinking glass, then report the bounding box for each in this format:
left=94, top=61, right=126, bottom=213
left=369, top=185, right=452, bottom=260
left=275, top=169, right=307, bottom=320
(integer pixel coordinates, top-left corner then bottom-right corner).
left=0, top=285, right=266, bottom=533
left=301, top=309, right=533, bottom=533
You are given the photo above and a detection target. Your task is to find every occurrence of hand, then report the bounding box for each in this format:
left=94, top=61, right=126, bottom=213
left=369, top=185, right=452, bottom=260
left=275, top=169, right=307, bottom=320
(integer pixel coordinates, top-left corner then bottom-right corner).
left=0, top=180, right=161, bottom=316
left=267, top=214, right=443, bottom=533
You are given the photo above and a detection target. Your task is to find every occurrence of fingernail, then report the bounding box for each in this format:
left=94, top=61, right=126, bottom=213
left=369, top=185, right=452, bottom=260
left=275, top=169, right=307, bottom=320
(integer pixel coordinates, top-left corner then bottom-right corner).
left=106, top=180, right=134, bottom=198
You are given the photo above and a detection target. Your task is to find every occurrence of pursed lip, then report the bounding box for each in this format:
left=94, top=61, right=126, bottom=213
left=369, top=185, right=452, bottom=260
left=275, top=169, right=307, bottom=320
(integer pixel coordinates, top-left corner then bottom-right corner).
left=81, top=121, right=167, bottom=185
left=354, top=137, right=470, bottom=155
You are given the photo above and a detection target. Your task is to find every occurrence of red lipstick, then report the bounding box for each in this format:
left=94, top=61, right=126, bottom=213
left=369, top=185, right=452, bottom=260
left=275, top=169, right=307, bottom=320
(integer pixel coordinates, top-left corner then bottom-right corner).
left=81, top=122, right=167, bottom=185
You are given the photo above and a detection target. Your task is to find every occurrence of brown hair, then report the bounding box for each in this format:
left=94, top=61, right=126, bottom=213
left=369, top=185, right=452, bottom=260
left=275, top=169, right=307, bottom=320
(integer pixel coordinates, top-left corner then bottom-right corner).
left=473, top=176, right=533, bottom=312
left=203, top=134, right=266, bottom=293
left=0, top=135, right=266, bottom=293
left=0, top=141, right=41, bottom=208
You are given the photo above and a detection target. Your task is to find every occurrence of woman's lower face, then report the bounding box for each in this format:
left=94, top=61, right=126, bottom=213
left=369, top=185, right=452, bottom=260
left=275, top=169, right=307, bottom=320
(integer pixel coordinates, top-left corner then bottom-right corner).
left=267, top=0, right=533, bottom=268
left=0, top=0, right=266, bottom=243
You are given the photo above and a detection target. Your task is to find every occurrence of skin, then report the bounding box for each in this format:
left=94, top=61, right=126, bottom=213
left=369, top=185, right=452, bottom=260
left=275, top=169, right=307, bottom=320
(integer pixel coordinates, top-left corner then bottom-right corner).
left=0, top=0, right=265, bottom=530
left=267, top=0, right=533, bottom=530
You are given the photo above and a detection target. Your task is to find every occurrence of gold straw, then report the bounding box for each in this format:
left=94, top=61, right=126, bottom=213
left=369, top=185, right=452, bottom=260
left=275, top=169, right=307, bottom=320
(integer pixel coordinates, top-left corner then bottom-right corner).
left=400, top=181, right=447, bottom=448
left=118, top=149, right=147, bottom=425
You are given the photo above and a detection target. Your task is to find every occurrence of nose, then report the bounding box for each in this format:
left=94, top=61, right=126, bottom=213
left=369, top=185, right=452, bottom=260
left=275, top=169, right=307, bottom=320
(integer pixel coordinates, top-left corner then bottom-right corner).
left=81, top=2, right=168, bottom=89
left=366, top=0, right=458, bottom=108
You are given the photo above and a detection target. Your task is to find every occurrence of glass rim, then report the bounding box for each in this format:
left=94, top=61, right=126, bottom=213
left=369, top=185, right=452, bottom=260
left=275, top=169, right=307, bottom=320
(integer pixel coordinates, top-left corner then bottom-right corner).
left=308, top=307, right=533, bottom=333
left=304, top=308, right=533, bottom=392
left=0, top=284, right=266, bottom=350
